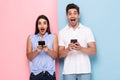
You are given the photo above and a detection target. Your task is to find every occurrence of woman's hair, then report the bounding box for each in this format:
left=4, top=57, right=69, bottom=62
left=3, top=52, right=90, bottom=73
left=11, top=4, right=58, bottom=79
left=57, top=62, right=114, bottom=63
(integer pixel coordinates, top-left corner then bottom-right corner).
left=35, top=15, right=51, bottom=34
left=66, top=3, right=80, bottom=14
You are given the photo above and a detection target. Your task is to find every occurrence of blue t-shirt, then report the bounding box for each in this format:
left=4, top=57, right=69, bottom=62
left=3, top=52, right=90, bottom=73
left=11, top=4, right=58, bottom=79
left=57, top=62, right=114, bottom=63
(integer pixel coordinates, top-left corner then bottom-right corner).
left=29, top=32, right=55, bottom=75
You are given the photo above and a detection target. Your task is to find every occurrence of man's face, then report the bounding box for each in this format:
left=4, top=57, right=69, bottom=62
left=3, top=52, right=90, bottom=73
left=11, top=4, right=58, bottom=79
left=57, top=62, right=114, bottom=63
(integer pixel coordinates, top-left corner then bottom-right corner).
left=67, top=9, right=80, bottom=27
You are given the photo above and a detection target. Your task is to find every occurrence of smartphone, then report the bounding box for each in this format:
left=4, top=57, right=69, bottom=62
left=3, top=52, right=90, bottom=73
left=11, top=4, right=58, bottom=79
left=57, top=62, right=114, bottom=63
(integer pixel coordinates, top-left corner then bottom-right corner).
left=71, top=39, right=77, bottom=44
left=38, top=41, right=45, bottom=47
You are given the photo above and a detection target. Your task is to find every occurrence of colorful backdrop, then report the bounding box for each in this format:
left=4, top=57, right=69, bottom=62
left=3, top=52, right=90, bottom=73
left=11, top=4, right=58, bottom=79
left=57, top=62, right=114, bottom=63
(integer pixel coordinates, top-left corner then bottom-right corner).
left=0, top=0, right=120, bottom=80
left=58, top=0, right=120, bottom=80
left=0, top=0, right=59, bottom=80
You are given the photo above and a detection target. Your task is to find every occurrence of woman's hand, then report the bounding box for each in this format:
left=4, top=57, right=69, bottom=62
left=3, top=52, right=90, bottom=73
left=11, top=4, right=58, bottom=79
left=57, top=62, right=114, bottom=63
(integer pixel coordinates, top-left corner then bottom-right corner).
left=36, top=45, right=43, bottom=53
left=43, top=45, right=49, bottom=52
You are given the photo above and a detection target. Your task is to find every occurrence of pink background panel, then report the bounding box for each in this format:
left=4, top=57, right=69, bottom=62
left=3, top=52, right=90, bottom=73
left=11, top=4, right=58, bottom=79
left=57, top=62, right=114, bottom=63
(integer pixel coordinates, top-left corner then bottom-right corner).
left=0, top=0, right=59, bottom=80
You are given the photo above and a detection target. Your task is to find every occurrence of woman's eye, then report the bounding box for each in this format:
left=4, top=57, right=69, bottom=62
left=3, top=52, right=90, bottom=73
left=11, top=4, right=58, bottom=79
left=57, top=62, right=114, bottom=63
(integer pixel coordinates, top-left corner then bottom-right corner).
left=43, top=21, right=47, bottom=25
left=38, top=22, right=41, bottom=25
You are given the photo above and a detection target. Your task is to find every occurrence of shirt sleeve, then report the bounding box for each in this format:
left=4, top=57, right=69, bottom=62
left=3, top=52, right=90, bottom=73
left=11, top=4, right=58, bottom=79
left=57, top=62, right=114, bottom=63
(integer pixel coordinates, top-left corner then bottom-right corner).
left=86, top=28, right=95, bottom=43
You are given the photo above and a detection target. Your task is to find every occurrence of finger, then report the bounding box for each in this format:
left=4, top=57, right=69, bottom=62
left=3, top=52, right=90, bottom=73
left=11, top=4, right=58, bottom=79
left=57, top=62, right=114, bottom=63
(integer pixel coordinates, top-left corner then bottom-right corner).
left=75, top=42, right=80, bottom=46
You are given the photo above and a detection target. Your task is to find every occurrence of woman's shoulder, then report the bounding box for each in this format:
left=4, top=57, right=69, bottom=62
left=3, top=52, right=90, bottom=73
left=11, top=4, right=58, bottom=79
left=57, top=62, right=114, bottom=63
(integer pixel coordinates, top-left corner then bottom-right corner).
left=48, top=33, right=57, bottom=39
left=27, top=34, right=38, bottom=40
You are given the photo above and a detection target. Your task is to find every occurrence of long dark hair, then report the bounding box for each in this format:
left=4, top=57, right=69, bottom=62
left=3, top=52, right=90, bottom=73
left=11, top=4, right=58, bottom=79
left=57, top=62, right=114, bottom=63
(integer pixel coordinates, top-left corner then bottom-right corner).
left=35, top=15, right=51, bottom=34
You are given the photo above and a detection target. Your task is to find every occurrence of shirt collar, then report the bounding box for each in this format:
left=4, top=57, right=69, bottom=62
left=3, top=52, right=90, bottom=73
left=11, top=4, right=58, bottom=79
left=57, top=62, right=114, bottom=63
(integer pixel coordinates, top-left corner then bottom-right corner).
left=37, top=32, right=49, bottom=38
left=66, top=23, right=81, bottom=30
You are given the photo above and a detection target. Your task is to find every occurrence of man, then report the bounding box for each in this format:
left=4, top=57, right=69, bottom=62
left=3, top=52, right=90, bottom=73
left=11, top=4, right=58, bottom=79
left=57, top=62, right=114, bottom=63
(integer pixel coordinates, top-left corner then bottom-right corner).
left=58, top=3, right=96, bottom=80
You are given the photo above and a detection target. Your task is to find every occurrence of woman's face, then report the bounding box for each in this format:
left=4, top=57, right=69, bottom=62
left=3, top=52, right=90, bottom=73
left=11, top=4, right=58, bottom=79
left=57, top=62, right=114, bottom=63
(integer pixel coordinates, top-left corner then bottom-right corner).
left=38, top=18, right=48, bottom=35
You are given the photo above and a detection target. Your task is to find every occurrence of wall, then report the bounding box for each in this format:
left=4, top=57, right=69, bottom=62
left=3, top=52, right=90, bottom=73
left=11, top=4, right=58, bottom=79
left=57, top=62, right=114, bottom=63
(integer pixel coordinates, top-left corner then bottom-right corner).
left=0, top=0, right=59, bottom=80
left=0, top=0, right=120, bottom=80
left=58, top=0, right=120, bottom=80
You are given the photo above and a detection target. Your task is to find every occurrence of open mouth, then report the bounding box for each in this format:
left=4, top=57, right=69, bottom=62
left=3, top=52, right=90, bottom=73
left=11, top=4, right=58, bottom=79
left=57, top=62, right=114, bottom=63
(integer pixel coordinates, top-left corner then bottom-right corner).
left=40, top=28, right=45, bottom=32
left=70, top=19, right=76, bottom=21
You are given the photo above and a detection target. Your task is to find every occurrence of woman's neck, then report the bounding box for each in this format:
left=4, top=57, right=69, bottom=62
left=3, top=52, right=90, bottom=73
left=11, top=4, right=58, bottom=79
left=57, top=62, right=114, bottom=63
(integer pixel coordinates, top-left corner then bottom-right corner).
left=39, top=33, right=44, bottom=40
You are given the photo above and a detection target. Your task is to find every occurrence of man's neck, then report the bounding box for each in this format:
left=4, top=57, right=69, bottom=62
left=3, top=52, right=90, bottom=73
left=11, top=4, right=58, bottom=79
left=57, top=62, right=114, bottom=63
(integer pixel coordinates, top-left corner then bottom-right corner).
left=69, top=23, right=79, bottom=30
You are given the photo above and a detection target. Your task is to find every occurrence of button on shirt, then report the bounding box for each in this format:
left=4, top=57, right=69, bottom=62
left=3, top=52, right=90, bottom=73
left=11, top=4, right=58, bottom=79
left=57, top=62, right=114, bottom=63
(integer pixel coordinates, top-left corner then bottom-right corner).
left=58, top=23, right=95, bottom=74
left=29, top=33, right=55, bottom=75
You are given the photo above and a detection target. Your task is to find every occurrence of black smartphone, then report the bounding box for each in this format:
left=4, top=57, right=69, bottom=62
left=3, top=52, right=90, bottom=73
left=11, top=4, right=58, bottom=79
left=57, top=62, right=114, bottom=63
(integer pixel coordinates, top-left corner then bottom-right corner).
left=71, top=39, right=77, bottom=44
left=38, top=41, right=45, bottom=47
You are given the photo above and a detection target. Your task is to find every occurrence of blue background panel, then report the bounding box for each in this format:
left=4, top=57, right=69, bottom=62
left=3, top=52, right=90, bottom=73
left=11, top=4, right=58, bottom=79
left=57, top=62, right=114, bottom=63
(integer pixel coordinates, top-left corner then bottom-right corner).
left=58, top=0, right=120, bottom=80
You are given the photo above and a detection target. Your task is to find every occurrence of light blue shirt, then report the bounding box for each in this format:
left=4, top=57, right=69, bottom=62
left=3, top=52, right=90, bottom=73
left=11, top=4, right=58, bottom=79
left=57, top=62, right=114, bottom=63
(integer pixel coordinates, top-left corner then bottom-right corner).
left=29, top=32, right=55, bottom=75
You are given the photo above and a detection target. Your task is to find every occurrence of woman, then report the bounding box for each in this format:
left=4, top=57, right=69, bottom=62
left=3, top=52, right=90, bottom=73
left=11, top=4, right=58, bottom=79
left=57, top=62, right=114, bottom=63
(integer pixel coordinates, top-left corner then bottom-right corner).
left=26, top=15, right=58, bottom=80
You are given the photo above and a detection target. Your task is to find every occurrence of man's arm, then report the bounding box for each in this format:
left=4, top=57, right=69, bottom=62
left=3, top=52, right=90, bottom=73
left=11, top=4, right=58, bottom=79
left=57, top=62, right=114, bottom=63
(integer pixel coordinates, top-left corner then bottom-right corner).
left=59, top=46, right=70, bottom=58
left=59, top=43, right=76, bottom=58
left=74, top=42, right=96, bottom=55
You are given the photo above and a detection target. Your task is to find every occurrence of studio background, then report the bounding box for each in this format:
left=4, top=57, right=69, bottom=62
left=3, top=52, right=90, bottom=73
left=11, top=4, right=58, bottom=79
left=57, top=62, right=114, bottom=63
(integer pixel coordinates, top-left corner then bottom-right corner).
left=58, top=0, right=120, bottom=80
left=0, top=0, right=59, bottom=80
left=0, top=0, right=120, bottom=80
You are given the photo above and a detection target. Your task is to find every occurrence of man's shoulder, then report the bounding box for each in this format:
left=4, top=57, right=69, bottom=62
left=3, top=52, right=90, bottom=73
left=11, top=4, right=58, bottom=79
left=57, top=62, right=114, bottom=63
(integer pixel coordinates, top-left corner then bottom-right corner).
left=59, top=25, right=68, bottom=33
left=80, top=23, right=91, bottom=31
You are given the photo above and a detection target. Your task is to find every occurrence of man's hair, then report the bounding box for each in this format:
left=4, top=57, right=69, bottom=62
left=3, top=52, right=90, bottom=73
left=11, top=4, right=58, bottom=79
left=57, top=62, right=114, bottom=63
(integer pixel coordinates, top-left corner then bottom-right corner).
left=66, top=3, right=80, bottom=14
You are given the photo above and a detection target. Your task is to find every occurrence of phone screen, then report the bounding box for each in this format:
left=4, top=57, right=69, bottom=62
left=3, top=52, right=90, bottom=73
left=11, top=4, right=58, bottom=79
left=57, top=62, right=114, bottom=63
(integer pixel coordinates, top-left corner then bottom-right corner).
left=71, top=39, right=77, bottom=43
left=38, top=41, right=45, bottom=47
